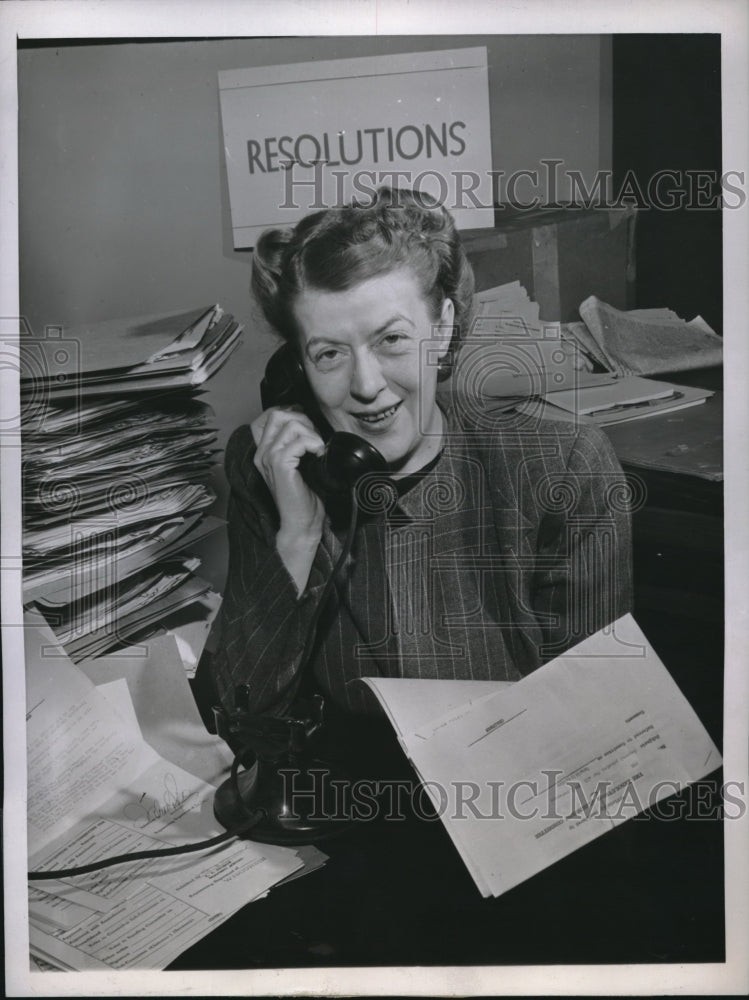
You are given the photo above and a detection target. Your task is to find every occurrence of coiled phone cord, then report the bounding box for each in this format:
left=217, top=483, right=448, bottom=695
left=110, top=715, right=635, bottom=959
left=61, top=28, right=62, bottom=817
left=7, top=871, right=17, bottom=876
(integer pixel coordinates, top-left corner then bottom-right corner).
left=28, top=485, right=362, bottom=881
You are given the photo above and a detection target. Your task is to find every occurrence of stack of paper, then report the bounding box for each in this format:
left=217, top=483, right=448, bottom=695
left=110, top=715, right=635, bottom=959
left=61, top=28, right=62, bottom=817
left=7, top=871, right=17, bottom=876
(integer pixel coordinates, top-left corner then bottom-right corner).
left=472, top=281, right=544, bottom=337
left=454, top=284, right=717, bottom=426
left=19, top=305, right=242, bottom=400
left=520, top=373, right=715, bottom=427
left=576, top=297, right=723, bottom=377
left=20, top=306, right=241, bottom=660
left=25, top=617, right=326, bottom=971
left=452, top=282, right=583, bottom=402
left=457, top=286, right=721, bottom=402
left=363, top=614, right=721, bottom=899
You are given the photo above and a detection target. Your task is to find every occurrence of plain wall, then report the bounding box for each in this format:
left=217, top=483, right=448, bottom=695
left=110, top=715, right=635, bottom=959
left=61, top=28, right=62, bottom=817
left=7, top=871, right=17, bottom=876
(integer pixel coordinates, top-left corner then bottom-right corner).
left=18, top=35, right=612, bottom=586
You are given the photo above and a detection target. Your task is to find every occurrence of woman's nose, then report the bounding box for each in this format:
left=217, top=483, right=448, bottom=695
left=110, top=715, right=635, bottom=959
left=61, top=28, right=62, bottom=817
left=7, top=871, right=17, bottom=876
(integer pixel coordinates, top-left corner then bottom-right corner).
left=349, top=349, right=387, bottom=402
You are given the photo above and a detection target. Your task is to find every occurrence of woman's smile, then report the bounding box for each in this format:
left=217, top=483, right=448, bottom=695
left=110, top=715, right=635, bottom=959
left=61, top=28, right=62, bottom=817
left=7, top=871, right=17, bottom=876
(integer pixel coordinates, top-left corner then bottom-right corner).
left=350, top=400, right=402, bottom=430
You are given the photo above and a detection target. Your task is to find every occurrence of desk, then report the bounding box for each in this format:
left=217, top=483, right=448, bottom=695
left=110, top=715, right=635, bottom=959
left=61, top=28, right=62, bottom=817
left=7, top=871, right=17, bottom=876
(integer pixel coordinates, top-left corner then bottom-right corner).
left=169, top=724, right=724, bottom=970
left=174, top=376, right=725, bottom=971
left=604, top=372, right=723, bottom=748
left=172, top=817, right=723, bottom=969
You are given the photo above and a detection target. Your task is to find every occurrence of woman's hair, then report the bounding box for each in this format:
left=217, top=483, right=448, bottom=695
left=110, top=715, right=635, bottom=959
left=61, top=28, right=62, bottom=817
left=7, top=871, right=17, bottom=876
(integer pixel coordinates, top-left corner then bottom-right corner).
left=251, top=186, right=475, bottom=379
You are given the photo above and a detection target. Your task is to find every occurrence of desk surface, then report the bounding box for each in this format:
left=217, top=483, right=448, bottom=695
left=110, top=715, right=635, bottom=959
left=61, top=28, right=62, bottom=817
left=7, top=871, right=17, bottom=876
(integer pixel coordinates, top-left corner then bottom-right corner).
left=167, top=713, right=724, bottom=971
left=603, top=372, right=724, bottom=742
left=170, top=751, right=725, bottom=970
left=605, top=389, right=722, bottom=482
left=603, top=367, right=723, bottom=490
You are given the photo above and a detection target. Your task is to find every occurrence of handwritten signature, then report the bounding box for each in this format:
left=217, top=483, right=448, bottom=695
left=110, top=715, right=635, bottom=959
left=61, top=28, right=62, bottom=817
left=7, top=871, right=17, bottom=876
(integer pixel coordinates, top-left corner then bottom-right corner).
left=122, top=771, right=193, bottom=826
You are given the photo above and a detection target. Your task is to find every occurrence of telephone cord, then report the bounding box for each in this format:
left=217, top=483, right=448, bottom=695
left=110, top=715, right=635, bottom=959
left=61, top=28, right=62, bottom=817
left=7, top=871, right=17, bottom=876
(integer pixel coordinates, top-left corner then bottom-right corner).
left=27, top=488, right=361, bottom=882
left=28, top=742, right=263, bottom=880
left=296, top=484, right=359, bottom=689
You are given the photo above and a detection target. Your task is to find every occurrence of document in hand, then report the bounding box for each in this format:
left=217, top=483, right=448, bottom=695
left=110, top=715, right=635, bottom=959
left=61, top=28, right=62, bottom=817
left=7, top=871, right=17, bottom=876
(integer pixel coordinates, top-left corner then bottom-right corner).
left=363, top=615, right=721, bottom=898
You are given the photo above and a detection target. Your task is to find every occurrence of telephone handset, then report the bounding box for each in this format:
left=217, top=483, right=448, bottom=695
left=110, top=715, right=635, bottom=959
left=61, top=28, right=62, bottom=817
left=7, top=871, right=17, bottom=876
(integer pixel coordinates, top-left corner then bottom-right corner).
left=260, top=342, right=388, bottom=495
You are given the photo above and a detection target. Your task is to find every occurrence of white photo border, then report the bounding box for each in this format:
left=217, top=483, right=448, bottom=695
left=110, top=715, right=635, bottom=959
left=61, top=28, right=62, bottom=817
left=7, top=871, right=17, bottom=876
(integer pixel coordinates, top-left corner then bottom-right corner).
left=2, top=1, right=747, bottom=996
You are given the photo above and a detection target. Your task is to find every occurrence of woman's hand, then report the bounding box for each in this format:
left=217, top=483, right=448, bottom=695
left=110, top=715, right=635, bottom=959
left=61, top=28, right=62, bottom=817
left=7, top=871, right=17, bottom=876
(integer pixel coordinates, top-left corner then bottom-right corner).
left=251, top=407, right=327, bottom=594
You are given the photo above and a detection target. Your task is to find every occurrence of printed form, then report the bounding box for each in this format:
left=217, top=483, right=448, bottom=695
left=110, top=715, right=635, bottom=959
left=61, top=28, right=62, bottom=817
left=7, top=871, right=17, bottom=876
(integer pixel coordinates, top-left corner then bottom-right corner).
left=25, top=617, right=306, bottom=970
left=365, top=614, right=721, bottom=898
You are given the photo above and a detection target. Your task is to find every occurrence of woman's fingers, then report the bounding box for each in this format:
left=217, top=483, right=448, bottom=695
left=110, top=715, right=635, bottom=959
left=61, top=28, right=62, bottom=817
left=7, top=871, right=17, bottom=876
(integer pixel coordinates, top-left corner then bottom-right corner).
left=250, top=408, right=327, bottom=536
left=263, top=423, right=323, bottom=476
left=253, top=409, right=324, bottom=474
left=251, top=406, right=319, bottom=449
left=249, top=409, right=326, bottom=590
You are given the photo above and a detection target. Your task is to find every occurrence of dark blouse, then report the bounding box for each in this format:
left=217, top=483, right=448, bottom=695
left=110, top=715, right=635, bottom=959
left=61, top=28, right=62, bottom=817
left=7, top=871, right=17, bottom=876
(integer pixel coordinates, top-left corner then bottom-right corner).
left=210, top=407, right=633, bottom=717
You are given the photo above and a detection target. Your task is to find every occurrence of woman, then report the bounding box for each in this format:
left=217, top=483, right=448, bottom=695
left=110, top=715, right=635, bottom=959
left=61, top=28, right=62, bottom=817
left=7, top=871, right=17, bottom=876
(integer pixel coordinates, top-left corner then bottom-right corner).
left=209, top=187, right=632, bottom=721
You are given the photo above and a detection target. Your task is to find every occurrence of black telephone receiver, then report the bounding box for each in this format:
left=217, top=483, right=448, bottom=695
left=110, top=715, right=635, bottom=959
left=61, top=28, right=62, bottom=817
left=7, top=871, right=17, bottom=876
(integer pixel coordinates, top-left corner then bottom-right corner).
left=260, top=343, right=388, bottom=496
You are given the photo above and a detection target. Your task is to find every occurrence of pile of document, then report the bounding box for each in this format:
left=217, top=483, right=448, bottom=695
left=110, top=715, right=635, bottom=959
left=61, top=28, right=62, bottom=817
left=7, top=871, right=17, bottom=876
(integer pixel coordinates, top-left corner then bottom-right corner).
left=452, top=281, right=583, bottom=402
left=575, top=295, right=724, bottom=377
left=20, top=305, right=241, bottom=661
left=19, top=304, right=242, bottom=401
left=363, top=615, right=721, bottom=899
left=25, top=615, right=326, bottom=971
left=518, top=371, right=714, bottom=427
left=450, top=283, right=717, bottom=426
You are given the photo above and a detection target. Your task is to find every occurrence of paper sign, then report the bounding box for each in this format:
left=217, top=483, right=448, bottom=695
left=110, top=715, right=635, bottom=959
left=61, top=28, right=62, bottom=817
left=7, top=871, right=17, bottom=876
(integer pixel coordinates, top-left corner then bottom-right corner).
left=219, top=47, right=494, bottom=246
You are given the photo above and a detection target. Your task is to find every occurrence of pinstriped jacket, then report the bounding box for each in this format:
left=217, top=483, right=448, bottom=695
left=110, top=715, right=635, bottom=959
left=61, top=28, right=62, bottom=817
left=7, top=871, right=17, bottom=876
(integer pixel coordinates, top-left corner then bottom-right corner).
left=210, top=406, right=633, bottom=718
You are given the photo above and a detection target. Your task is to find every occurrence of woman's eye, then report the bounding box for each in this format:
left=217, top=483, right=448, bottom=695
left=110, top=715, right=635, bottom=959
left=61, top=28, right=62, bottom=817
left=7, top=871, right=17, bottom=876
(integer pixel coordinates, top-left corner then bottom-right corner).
left=314, top=348, right=345, bottom=369
left=380, top=333, right=408, bottom=350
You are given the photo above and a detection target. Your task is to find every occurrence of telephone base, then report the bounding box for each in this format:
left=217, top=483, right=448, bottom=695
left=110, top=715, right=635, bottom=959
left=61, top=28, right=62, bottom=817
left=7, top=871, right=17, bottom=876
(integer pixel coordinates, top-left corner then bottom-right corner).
left=213, top=756, right=355, bottom=846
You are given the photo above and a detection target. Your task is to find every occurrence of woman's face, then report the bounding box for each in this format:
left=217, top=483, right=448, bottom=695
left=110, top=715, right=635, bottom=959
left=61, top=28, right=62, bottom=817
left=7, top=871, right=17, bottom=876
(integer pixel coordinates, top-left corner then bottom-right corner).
left=293, top=267, right=454, bottom=475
